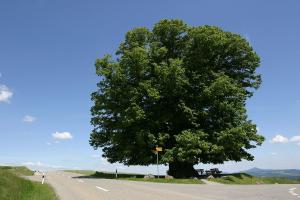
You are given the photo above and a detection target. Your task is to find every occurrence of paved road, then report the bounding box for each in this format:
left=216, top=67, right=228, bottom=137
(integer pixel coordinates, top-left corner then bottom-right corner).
left=35, top=171, right=300, bottom=200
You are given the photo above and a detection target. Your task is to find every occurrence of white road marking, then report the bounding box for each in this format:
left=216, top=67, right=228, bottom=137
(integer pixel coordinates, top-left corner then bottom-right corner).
left=78, top=179, right=84, bottom=183
left=288, top=188, right=300, bottom=197
left=96, top=186, right=109, bottom=192
left=289, top=191, right=298, bottom=196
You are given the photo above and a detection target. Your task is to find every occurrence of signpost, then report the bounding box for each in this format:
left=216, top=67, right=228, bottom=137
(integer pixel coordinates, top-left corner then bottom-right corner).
left=155, top=146, right=162, bottom=179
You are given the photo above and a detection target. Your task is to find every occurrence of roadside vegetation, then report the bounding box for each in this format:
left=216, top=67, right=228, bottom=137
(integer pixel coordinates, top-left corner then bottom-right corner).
left=0, top=166, right=58, bottom=200
left=66, top=170, right=144, bottom=178
left=65, top=170, right=203, bottom=184
left=1, top=166, right=34, bottom=176
left=210, top=173, right=300, bottom=184
left=122, top=177, right=204, bottom=184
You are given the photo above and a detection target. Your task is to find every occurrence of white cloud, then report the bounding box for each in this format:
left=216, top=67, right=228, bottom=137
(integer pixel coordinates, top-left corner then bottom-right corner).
left=270, top=134, right=289, bottom=143
left=271, top=152, right=277, bottom=156
left=290, top=135, right=300, bottom=142
left=23, top=161, right=45, bottom=166
left=52, top=131, right=73, bottom=140
left=91, top=154, right=100, bottom=158
left=271, top=135, right=300, bottom=147
left=0, top=85, right=13, bottom=103
left=22, top=161, right=63, bottom=169
left=22, top=115, right=36, bottom=123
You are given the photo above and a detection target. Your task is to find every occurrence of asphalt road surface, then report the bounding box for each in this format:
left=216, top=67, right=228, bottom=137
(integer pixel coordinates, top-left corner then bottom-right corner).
left=36, top=171, right=300, bottom=200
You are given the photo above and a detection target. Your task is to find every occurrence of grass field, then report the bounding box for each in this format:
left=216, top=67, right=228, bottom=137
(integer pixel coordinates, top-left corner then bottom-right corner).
left=122, top=177, right=204, bottom=184
left=65, top=170, right=145, bottom=178
left=0, top=166, right=34, bottom=176
left=0, top=166, right=58, bottom=200
left=65, top=170, right=204, bottom=184
left=210, top=173, right=300, bottom=184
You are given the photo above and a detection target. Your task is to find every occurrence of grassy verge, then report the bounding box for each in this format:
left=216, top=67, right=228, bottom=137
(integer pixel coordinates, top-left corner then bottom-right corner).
left=65, top=170, right=203, bottom=184
left=0, top=166, right=58, bottom=200
left=65, top=170, right=96, bottom=176
left=0, top=166, right=34, bottom=176
left=122, top=177, right=204, bottom=184
left=210, top=173, right=300, bottom=184
left=65, top=170, right=144, bottom=178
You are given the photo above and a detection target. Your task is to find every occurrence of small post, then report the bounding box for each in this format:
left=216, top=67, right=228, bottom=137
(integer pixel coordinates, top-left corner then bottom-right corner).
left=115, top=168, right=118, bottom=179
left=155, top=146, right=162, bottom=179
left=42, top=173, right=45, bottom=184
left=156, top=151, right=159, bottom=179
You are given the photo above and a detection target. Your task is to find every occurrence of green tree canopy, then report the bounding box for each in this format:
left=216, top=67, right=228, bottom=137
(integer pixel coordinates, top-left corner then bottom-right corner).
left=90, top=19, right=264, bottom=178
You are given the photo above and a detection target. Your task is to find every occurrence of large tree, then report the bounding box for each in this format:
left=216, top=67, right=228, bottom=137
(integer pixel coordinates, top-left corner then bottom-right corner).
left=90, top=19, right=264, bottom=178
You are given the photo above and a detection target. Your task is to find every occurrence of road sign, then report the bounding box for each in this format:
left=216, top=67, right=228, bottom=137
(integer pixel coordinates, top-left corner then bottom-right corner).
left=156, top=147, right=162, bottom=152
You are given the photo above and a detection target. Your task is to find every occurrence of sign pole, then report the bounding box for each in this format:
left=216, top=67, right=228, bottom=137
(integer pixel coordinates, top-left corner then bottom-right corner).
left=156, top=151, right=159, bottom=179
left=155, top=146, right=162, bottom=179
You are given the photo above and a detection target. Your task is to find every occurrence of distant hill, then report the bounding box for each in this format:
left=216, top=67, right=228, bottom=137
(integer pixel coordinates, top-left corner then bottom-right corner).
left=243, top=168, right=300, bottom=179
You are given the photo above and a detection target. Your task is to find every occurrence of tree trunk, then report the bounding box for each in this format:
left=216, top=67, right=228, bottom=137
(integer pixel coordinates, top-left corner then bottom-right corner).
left=167, top=162, right=199, bottom=178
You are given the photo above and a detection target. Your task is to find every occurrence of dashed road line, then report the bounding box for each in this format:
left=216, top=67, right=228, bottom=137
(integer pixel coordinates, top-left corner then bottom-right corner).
left=78, top=179, right=84, bottom=183
left=96, top=186, right=109, bottom=192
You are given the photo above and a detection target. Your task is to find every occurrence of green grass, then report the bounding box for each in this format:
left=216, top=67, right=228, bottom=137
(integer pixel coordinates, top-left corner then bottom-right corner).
left=0, top=166, right=58, bottom=200
left=210, top=173, right=300, bottom=184
left=65, top=170, right=203, bottom=184
left=122, top=177, right=204, bottom=184
left=0, top=166, right=34, bottom=176
left=65, top=170, right=145, bottom=179
left=65, top=170, right=96, bottom=176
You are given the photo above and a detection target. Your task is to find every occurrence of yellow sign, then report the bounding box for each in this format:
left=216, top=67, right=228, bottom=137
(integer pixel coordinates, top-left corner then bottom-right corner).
left=156, top=147, right=162, bottom=152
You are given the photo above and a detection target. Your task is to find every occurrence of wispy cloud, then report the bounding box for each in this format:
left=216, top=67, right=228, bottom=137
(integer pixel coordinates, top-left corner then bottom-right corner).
left=290, top=136, right=300, bottom=142
left=0, top=85, right=13, bottom=103
left=22, top=161, right=45, bottom=166
left=52, top=131, right=73, bottom=140
left=22, top=161, right=63, bottom=169
left=22, top=115, right=36, bottom=123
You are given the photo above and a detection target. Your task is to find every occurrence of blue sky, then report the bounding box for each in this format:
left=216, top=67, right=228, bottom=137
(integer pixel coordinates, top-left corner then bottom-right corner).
left=0, top=0, right=299, bottom=173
